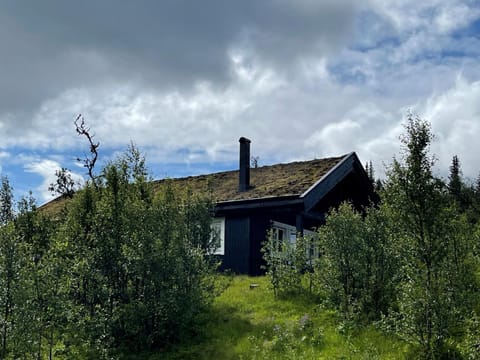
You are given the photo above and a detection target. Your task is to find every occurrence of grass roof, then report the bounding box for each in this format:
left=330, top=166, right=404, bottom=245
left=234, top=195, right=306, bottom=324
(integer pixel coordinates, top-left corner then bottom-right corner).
left=40, top=154, right=346, bottom=215
left=152, top=155, right=346, bottom=203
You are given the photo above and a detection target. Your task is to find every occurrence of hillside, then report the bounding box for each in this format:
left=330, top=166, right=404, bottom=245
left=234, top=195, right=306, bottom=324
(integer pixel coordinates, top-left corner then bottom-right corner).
left=142, top=276, right=408, bottom=360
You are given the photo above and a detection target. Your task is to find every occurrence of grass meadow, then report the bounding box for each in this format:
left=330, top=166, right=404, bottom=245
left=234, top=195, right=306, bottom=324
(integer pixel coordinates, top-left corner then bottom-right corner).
left=131, top=275, right=408, bottom=360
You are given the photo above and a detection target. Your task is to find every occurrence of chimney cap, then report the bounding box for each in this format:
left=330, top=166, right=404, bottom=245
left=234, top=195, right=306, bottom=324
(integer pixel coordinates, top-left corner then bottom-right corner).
left=239, top=137, right=251, bottom=144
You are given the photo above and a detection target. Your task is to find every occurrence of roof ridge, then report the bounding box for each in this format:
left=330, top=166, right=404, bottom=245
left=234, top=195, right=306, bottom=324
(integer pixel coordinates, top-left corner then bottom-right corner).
left=153, top=154, right=348, bottom=183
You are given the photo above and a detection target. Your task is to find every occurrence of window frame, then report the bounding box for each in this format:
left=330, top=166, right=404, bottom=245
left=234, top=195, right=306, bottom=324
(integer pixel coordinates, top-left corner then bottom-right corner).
left=211, top=217, right=225, bottom=255
left=270, top=220, right=317, bottom=257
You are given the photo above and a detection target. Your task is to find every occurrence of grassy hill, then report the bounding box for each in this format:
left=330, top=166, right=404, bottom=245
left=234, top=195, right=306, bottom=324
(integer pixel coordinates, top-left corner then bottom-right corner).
left=134, top=276, right=408, bottom=360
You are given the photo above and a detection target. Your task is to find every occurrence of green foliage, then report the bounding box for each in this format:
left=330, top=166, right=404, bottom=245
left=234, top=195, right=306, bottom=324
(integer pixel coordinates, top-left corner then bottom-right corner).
left=361, top=205, right=398, bottom=319
left=261, top=230, right=315, bottom=298
left=0, top=191, right=67, bottom=359
left=365, top=161, right=374, bottom=183
left=383, top=114, right=478, bottom=358
left=261, top=114, right=480, bottom=359
left=447, top=155, right=479, bottom=220
left=0, top=177, right=16, bottom=357
left=262, top=229, right=298, bottom=297
left=262, top=203, right=398, bottom=322
left=56, top=145, right=217, bottom=355
left=459, top=314, right=480, bottom=359
left=316, top=203, right=365, bottom=318
left=0, top=222, right=17, bottom=358
left=316, top=203, right=397, bottom=321
left=0, top=145, right=217, bottom=358
left=49, top=167, right=77, bottom=198
left=449, top=155, right=462, bottom=202
left=0, top=176, right=14, bottom=225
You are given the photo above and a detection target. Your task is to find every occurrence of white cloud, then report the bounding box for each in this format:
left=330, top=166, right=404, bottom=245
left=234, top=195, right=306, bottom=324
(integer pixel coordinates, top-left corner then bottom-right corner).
left=368, top=0, right=480, bottom=35
left=13, top=32, right=477, bottom=184
left=305, top=102, right=402, bottom=175
left=24, top=159, right=84, bottom=203
left=0, top=151, right=10, bottom=174
left=433, top=3, right=478, bottom=33
left=421, top=77, right=480, bottom=180
left=0, top=1, right=478, bottom=196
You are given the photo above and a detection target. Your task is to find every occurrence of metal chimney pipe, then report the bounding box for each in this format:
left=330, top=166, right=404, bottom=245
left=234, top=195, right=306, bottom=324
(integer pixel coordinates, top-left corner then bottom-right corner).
left=239, top=137, right=251, bottom=192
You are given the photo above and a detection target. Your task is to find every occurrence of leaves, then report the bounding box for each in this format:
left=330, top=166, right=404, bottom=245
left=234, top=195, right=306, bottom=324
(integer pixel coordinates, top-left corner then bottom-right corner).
left=262, top=114, right=480, bottom=358
left=0, top=145, right=217, bottom=358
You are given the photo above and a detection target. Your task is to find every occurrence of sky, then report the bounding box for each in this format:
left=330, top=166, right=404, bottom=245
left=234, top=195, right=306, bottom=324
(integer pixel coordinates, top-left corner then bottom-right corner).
left=1, top=0, right=480, bottom=204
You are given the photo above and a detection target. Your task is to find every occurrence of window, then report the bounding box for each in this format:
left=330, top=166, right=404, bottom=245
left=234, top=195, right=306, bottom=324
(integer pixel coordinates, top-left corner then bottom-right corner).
left=211, top=217, right=225, bottom=255
left=272, top=227, right=284, bottom=241
left=271, top=220, right=317, bottom=258
left=271, top=221, right=298, bottom=246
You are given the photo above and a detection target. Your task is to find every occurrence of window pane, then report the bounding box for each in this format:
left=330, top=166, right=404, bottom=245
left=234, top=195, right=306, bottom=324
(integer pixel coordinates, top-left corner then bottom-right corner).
left=289, top=231, right=296, bottom=244
left=211, top=218, right=225, bottom=255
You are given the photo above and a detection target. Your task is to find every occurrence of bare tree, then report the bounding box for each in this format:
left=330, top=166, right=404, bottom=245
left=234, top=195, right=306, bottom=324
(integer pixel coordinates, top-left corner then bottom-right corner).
left=74, top=114, right=99, bottom=186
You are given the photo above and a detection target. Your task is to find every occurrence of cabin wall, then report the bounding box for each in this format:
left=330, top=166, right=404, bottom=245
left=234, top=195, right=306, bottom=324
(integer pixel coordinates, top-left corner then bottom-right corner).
left=221, top=215, right=250, bottom=274
left=219, top=205, right=307, bottom=275
left=248, top=206, right=304, bottom=275
left=219, top=174, right=372, bottom=275
left=248, top=213, right=270, bottom=275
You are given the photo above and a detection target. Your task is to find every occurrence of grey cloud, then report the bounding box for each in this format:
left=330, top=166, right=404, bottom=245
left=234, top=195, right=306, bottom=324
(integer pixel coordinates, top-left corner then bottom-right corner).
left=1, top=0, right=479, bottom=193
left=0, top=0, right=356, bottom=123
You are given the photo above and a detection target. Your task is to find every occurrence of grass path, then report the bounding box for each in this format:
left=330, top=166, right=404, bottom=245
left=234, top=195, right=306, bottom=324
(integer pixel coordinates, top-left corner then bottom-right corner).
left=152, top=276, right=408, bottom=359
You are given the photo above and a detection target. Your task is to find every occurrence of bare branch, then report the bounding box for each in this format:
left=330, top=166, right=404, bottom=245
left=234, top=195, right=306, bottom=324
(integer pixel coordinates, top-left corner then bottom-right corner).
left=74, top=114, right=100, bottom=186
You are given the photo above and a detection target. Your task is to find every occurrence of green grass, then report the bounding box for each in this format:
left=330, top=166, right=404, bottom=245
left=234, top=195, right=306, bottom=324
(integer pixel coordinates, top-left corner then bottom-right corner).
left=137, top=275, right=408, bottom=360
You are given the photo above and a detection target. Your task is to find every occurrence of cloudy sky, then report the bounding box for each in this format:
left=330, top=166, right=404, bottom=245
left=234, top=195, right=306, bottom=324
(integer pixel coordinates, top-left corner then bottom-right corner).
left=1, top=0, right=480, bottom=203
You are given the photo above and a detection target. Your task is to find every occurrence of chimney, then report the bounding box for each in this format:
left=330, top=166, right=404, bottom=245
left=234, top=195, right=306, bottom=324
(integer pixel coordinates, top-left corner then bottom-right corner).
left=238, top=137, right=251, bottom=192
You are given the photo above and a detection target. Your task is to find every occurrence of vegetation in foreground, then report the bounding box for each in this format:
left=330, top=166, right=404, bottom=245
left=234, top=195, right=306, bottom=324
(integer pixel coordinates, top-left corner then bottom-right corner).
left=151, top=275, right=408, bottom=360
left=0, top=137, right=219, bottom=359
left=0, top=114, right=479, bottom=359
left=261, top=115, right=480, bottom=359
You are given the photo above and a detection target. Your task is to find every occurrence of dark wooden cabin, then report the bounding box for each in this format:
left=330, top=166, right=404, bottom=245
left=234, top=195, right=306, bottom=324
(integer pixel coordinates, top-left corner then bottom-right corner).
left=155, top=138, right=375, bottom=275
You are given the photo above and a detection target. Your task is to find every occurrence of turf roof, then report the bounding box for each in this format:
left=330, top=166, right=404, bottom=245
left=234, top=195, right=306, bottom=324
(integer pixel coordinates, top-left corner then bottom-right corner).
left=40, top=154, right=347, bottom=215
left=152, top=155, right=347, bottom=203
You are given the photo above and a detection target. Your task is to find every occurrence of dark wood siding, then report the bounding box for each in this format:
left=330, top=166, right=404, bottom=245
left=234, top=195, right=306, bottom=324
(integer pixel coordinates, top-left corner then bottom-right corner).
left=248, top=214, right=270, bottom=275
left=248, top=208, right=301, bottom=275
left=217, top=153, right=374, bottom=275
left=313, top=169, right=373, bottom=214
left=222, top=216, right=250, bottom=274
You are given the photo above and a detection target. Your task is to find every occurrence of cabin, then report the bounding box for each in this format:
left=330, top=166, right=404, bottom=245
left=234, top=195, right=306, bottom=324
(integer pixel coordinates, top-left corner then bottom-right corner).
left=157, top=138, right=375, bottom=275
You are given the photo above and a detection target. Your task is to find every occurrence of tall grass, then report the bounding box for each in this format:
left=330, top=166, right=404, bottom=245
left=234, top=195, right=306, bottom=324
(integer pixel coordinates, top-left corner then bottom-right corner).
left=139, top=275, right=408, bottom=360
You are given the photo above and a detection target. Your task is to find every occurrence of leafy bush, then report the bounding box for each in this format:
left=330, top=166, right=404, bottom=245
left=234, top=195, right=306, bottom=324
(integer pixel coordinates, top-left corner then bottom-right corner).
left=261, top=230, right=315, bottom=298
left=0, top=146, right=217, bottom=358
left=459, top=314, right=480, bottom=359
left=261, top=115, right=480, bottom=359
left=58, top=147, right=217, bottom=355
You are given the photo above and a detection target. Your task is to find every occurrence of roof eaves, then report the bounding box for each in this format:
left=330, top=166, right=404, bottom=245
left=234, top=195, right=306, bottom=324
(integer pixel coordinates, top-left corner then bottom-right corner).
left=215, top=194, right=303, bottom=212
left=216, top=194, right=300, bottom=205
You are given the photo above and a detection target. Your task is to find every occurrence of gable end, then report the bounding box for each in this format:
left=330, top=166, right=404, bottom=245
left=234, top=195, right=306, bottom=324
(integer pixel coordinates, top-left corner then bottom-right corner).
left=301, top=152, right=364, bottom=212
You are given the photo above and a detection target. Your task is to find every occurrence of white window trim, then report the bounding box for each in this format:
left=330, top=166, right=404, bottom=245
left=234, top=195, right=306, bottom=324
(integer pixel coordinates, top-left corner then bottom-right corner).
left=271, top=221, right=315, bottom=238
left=271, top=221, right=297, bottom=245
left=271, top=220, right=317, bottom=257
left=211, top=217, right=225, bottom=255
